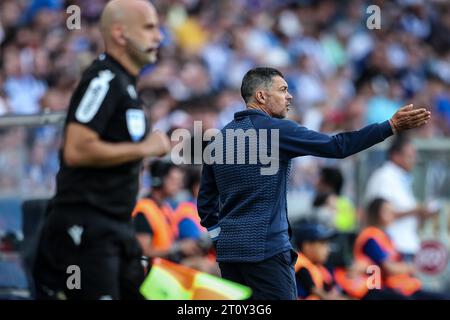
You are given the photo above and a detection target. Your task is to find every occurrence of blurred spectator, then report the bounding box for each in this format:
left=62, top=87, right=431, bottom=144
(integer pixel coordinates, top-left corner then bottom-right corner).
left=354, top=197, right=449, bottom=299
left=173, top=165, right=206, bottom=241
left=364, top=135, right=437, bottom=260
left=316, top=167, right=357, bottom=232
left=132, top=160, right=217, bottom=274
left=311, top=192, right=337, bottom=229
left=293, top=220, right=411, bottom=300
left=133, top=161, right=200, bottom=260
left=293, top=222, right=350, bottom=300
left=2, top=46, right=47, bottom=114
left=1, top=0, right=448, bottom=128
left=0, top=0, right=449, bottom=253
left=0, top=83, right=11, bottom=116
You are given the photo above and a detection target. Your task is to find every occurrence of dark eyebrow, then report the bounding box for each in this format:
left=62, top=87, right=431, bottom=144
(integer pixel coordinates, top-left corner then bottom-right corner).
left=279, top=85, right=288, bottom=90
left=144, top=22, right=157, bottom=29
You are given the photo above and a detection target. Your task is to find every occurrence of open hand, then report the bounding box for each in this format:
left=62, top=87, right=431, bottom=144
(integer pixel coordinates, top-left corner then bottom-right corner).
left=389, top=104, right=431, bottom=134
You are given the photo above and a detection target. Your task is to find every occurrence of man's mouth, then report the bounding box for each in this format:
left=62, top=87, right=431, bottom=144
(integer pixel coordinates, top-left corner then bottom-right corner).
left=146, top=47, right=158, bottom=54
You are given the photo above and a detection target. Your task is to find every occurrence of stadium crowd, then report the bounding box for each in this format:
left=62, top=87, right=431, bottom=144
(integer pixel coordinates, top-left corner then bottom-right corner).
left=1, top=0, right=450, bottom=196
left=1, top=0, right=450, bottom=299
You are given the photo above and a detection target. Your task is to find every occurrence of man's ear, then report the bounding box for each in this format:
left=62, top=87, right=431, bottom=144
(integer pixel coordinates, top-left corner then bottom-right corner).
left=255, top=90, right=266, bottom=104
left=111, top=25, right=127, bottom=46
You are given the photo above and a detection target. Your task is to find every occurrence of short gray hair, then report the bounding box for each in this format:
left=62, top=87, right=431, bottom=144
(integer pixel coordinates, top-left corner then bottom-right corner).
left=240, top=67, right=284, bottom=103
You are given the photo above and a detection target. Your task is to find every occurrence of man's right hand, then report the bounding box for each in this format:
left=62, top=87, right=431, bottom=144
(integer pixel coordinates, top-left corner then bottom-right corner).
left=389, top=104, right=431, bottom=134
left=140, top=130, right=171, bottom=157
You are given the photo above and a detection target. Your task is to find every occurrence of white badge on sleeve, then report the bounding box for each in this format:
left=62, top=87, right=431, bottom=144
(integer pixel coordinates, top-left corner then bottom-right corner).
left=126, top=109, right=146, bottom=142
left=75, top=70, right=115, bottom=123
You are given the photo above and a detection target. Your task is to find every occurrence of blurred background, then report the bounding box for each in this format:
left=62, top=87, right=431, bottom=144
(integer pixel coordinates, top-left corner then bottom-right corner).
left=0, top=0, right=450, bottom=299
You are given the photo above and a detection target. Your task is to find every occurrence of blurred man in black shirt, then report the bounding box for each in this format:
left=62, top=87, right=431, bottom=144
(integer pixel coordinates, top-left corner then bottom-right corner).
left=33, top=0, right=170, bottom=300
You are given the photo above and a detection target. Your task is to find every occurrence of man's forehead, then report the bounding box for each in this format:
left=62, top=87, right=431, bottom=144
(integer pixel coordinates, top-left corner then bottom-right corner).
left=145, top=5, right=159, bottom=22
left=271, top=76, right=288, bottom=88
left=131, top=2, right=158, bottom=24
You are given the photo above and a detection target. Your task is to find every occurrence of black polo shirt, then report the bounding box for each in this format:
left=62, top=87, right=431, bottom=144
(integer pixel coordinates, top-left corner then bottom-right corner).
left=53, top=53, right=149, bottom=220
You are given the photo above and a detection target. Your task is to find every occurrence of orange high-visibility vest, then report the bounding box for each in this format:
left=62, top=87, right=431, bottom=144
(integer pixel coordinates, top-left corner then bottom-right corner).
left=333, top=267, right=369, bottom=299
left=295, top=253, right=333, bottom=300
left=172, top=202, right=206, bottom=233
left=132, top=198, right=177, bottom=251
left=174, top=202, right=217, bottom=261
left=353, top=227, right=421, bottom=296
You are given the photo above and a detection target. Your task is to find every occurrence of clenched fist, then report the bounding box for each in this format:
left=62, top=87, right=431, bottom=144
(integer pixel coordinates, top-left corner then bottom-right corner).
left=389, top=104, right=431, bottom=134
left=140, top=130, right=171, bottom=158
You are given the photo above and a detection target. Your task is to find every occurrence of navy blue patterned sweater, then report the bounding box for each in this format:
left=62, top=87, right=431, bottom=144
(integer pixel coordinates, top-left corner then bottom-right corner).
left=197, top=109, right=393, bottom=263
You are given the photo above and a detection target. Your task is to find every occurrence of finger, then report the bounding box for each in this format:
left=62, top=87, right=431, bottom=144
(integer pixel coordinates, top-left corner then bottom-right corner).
left=403, top=108, right=429, bottom=117
left=401, top=112, right=428, bottom=122
left=414, top=112, right=431, bottom=121
left=415, top=106, right=431, bottom=111
left=411, top=115, right=430, bottom=123
left=410, top=119, right=428, bottom=128
left=399, top=104, right=414, bottom=111
left=411, top=113, right=431, bottom=121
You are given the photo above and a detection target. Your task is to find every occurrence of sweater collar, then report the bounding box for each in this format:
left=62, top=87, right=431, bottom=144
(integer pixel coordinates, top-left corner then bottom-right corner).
left=234, top=109, right=271, bottom=120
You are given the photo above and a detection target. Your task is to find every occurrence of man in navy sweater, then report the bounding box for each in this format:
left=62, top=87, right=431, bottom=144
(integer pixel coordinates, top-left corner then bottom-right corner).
left=197, top=67, right=431, bottom=300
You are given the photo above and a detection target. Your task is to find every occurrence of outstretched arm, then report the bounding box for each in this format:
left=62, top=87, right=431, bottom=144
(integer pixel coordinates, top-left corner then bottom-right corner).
left=276, top=104, right=431, bottom=159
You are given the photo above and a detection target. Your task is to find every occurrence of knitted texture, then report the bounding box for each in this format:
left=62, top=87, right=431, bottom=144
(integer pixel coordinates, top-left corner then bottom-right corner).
left=212, top=116, right=288, bottom=262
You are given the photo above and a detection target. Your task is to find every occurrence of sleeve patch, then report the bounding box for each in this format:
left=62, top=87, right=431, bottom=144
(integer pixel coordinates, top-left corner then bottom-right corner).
left=75, top=70, right=115, bottom=123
